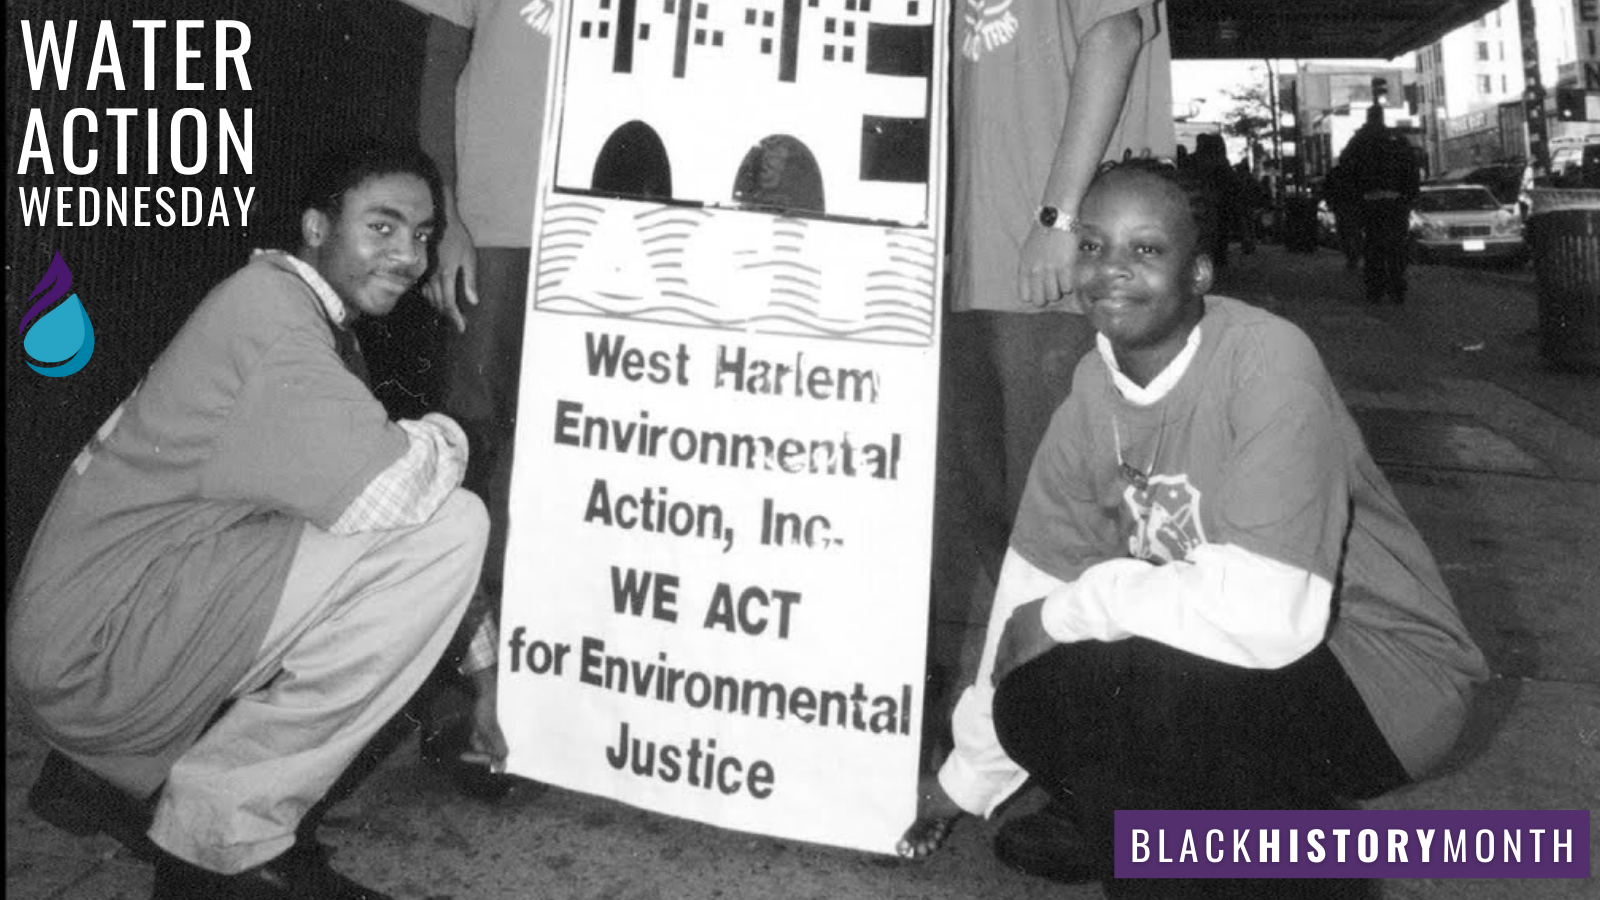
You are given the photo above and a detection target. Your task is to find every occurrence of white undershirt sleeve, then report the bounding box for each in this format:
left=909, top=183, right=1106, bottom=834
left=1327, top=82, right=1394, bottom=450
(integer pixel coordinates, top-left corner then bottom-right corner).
left=937, top=548, right=1068, bottom=817
left=1039, top=542, right=1332, bottom=669
left=935, top=542, right=1331, bottom=816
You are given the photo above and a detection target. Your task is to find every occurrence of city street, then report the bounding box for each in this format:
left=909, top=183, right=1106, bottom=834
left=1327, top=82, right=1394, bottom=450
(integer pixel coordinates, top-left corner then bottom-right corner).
left=7, top=242, right=1597, bottom=899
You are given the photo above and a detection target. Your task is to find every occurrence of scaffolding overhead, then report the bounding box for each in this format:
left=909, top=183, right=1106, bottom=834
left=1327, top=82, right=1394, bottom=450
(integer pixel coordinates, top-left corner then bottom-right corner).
left=1170, top=1, right=1511, bottom=60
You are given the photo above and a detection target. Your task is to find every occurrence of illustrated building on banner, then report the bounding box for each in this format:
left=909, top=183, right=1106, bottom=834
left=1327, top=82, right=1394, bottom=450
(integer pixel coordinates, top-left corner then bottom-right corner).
left=536, top=0, right=938, bottom=345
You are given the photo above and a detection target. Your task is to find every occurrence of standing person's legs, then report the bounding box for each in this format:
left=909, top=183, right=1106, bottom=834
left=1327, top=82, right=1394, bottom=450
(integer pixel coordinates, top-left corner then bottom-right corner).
left=442, top=248, right=531, bottom=608
left=1384, top=203, right=1411, bottom=302
left=988, top=311, right=1097, bottom=525
left=148, top=490, right=487, bottom=874
left=418, top=248, right=530, bottom=776
left=1362, top=200, right=1409, bottom=304
left=1336, top=210, right=1361, bottom=269
left=929, top=310, right=1010, bottom=755
left=930, top=311, right=1091, bottom=695
left=1360, top=204, right=1388, bottom=302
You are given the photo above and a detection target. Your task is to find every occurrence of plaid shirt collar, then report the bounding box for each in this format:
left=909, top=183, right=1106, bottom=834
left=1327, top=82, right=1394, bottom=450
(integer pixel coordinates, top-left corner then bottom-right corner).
left=255, top=249, right=351, bottom=329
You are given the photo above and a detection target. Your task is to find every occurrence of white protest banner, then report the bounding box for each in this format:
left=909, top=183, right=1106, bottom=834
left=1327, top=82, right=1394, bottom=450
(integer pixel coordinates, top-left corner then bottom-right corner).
left=500, top=0, right=947, bottom=854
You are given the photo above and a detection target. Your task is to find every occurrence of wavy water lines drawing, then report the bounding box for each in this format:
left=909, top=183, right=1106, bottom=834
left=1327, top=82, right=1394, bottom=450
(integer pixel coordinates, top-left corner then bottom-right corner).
left=860, top=229, right=937, bottom=334
left=534, top=198, right=937, bottom=345
left=639, top=206, right=719, bottom=312
left=533, top=200, right=606, bottom=291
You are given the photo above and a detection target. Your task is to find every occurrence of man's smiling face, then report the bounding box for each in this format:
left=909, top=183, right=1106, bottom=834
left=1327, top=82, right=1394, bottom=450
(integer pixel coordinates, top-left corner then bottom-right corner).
left=304, top=172, right=436, bottom=319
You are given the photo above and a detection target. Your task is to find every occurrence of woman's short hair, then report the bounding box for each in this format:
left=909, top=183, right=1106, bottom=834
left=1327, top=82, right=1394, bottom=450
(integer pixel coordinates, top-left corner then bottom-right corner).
left=1091, top=157, right=1220, bottom=258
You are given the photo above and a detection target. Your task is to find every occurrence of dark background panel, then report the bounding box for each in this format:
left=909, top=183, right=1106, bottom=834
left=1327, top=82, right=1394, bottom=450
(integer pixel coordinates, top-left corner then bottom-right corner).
left=6, top=0, right=443, bottom=593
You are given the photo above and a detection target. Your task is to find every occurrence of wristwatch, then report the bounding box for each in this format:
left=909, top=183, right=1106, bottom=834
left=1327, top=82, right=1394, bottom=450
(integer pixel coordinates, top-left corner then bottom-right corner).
left=1036, top=205, right=1079, bottom=232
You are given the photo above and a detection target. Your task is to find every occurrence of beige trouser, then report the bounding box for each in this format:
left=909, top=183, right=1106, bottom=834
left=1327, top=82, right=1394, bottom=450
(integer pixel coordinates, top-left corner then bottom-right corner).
left=148, top=489, right=487, bottom=873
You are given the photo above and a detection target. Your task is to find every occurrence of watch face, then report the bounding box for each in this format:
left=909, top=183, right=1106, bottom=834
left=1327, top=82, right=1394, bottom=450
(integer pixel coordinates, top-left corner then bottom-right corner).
left=1039, top=206, right=1059, bottom=228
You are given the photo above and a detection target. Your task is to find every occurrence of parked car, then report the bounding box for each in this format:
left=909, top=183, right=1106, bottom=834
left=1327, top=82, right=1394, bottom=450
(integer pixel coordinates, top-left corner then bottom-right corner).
left=1432, top=163, right=1526, bottom=208
left=1409, top=184, right=1525, bottom=264
left=1541, top=137, right=1600, bottom=190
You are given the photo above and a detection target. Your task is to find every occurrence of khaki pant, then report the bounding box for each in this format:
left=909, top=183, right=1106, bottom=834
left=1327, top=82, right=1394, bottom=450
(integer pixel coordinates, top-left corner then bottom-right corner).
left=148, top=489, right=486, bottom=873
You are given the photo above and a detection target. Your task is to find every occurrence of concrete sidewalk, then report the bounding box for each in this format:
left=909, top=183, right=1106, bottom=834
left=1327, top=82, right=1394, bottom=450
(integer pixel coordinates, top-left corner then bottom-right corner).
left=6, top=244, right=1596, bottom=899
left=1214, top=247, right=1600, bottom=900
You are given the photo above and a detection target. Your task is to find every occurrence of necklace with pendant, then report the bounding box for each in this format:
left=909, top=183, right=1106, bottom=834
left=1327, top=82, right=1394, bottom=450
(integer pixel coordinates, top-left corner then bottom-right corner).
left=1112, top=413, right=1163, bottom=490
left=1114, top=412, right=1169, bottom=561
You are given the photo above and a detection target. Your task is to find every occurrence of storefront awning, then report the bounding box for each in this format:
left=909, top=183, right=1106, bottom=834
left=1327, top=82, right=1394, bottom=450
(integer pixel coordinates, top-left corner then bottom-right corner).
left=1169, top=1, right=1512, bottom=60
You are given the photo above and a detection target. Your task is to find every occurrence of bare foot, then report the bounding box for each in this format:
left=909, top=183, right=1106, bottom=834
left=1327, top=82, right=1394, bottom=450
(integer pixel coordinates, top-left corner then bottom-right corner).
left=896, top=776, right=964, bottom=859
left=897, top=813, right=958, bottom=858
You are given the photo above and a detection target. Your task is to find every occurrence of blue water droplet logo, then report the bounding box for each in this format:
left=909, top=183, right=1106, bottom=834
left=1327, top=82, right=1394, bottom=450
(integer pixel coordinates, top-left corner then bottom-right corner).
left=19, top=251, right=95, bottom=378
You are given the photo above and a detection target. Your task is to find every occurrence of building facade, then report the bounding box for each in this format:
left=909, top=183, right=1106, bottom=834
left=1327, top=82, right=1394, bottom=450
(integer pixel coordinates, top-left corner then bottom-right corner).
left=1289, top=62, right=1420, bottom=181
left=1416, top=0, right=1599, bottom=173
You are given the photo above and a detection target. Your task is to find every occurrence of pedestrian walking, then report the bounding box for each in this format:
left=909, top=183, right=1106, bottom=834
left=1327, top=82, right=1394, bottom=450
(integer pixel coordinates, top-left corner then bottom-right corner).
left=1340, top=105, right=1420, bottom=303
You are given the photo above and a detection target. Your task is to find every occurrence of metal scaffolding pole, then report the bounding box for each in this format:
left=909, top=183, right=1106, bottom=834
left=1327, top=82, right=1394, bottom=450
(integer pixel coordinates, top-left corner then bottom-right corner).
left=1518, top=0, right=1552, bottom=176
left=1266, top=58, right=1283, bottom=201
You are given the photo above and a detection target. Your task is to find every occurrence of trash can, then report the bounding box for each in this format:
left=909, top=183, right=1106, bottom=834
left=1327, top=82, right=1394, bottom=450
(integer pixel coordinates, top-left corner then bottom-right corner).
left=1525, top=189, right=1600, bottom=372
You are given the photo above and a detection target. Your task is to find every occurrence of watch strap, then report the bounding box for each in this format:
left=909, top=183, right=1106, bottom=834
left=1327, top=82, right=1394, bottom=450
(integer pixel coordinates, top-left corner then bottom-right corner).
left=1036, top=206, right=1079, bottom=232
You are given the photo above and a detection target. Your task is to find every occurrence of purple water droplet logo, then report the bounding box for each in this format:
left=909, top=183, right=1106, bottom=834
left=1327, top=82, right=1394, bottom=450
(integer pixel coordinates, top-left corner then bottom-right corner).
left=19, top=251, right=95, bottom=378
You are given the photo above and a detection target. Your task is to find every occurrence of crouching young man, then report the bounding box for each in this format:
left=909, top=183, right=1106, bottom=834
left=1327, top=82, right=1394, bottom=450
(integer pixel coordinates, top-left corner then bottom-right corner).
left=9, top=140, right=494, bottom=900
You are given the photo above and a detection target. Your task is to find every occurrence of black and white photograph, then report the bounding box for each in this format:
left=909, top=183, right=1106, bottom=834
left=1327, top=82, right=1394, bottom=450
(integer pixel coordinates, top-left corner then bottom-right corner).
left=5, top=1, right=1596, bottom=898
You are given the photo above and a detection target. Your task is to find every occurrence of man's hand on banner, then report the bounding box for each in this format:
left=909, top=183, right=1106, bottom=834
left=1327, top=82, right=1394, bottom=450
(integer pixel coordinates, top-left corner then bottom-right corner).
left=895, top=775, right=964, bottom=859
left=421, top=193, right=479, bottom=334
